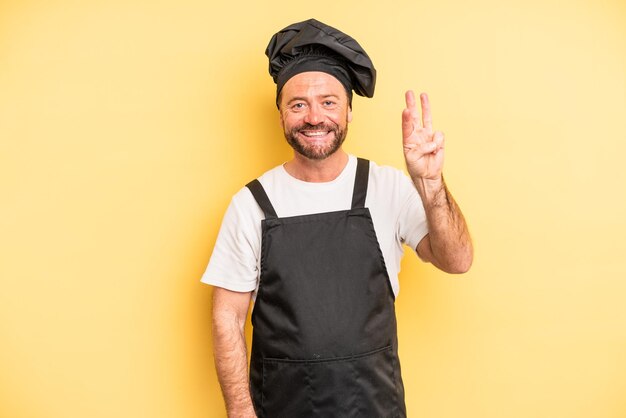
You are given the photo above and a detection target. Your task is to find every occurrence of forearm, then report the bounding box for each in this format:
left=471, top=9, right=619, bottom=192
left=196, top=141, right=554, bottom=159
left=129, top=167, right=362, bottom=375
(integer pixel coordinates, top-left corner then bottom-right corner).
left=212, top=294, right=256, bottom=417
left=413, top=175, right=473, bottom=273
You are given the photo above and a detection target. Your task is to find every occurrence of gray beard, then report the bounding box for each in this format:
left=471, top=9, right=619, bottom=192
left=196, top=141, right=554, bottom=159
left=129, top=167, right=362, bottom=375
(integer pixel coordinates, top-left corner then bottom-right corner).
left=284, top=123, right=347, bottom=160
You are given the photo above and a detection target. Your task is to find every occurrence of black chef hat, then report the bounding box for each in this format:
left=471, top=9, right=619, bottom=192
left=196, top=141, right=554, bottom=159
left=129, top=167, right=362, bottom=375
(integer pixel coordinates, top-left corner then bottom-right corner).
left=265, top=18, right=377, bottom=104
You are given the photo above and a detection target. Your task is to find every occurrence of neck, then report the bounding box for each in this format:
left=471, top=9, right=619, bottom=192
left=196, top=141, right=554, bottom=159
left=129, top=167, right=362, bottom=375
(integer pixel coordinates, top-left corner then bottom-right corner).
left=284, top=149, right=349, bottom=182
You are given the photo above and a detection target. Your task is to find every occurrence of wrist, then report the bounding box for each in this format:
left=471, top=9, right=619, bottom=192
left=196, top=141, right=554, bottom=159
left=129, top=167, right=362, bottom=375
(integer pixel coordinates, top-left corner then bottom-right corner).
left=227, top=401, right=256, bottom=418
left=412, top=175, right=445, bottom=204
left=228, top=407, right=256, bottom=418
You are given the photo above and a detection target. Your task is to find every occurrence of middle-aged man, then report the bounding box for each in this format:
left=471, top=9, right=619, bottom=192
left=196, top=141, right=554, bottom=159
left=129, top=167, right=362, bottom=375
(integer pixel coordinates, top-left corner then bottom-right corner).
left=203, top=18, right=473, bottom=417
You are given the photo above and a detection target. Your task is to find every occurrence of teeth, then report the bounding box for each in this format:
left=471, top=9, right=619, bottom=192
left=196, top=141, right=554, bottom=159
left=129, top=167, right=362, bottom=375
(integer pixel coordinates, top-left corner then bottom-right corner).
left=302, top=131, right=328, bottom=137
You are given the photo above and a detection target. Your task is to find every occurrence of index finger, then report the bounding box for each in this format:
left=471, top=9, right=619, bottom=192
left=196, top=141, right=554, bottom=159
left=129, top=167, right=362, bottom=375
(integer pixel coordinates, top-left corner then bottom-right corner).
left=405, top=90, right=421, bottom=128
left=420, top=93, right=433, bottom=131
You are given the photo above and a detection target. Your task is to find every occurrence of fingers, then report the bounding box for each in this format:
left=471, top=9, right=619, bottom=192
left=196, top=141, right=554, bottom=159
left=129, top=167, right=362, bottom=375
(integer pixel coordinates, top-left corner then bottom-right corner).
left=405, top=90, right=434, bottom=131
left=420, top=93, right=433, bottom=131
left=404, top=130, right=445, bottom=154
left=432, top=130, right=444, bottom=153
left=403, top=91, right=439, bottom=149
left=404, top=140, right=437, bottom=156
left=402, top=108, right=414, bottom=139
left=405, top=90, right=416, bottom=110
left=405, top=90, right=421, bottom=128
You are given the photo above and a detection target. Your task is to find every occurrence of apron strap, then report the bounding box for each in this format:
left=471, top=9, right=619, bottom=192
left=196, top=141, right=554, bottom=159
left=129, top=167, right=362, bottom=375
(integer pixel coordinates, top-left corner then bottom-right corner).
left=248, top=157, right=369, bottom=217
left=246, top=179, right=278, bottom=219
left=351, top=158, right=370, bottom=209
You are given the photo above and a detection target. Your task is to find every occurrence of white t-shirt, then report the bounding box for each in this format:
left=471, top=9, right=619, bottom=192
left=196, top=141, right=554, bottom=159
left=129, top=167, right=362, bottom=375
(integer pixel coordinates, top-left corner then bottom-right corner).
left=201, top=155, right=428, bottom=298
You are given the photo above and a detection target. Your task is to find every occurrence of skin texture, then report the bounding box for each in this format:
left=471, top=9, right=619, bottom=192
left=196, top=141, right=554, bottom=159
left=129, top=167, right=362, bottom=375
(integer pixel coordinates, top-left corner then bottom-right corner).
left=211, top=288, right=256, bottom=417
left=402, top=91, right=473, bottom=273
left=279, top=72, right=352, bottom=182
left=280, top=80, right=349, bottom=162
left=211, top=73, right=473, bottom=417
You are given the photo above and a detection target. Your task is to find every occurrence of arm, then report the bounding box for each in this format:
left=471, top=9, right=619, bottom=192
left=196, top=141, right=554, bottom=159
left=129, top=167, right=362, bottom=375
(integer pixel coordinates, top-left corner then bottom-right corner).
left=402, top=91, right=473, bottom=274
left=212, top=287, right=257, bottom=417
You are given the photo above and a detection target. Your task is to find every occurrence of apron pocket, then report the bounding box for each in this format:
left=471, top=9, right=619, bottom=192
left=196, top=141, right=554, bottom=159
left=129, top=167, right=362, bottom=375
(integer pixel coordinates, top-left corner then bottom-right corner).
left=262, top=358, right=311, bottom=417
left=262, top=346, right=399, bottom=418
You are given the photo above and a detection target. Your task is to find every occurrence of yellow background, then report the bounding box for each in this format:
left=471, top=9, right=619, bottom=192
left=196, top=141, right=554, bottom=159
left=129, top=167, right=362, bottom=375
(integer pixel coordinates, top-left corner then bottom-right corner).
left=1, top=0, right=625, bottom=417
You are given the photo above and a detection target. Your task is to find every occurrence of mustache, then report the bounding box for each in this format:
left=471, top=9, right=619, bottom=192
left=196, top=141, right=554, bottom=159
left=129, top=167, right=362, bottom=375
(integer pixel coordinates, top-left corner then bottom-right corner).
left=293, top=122, right=338, bottom=132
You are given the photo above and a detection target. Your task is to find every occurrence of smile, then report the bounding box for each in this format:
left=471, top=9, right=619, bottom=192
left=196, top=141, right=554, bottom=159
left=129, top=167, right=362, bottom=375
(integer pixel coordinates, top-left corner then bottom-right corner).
left=300, top=130, right=330, bottom=138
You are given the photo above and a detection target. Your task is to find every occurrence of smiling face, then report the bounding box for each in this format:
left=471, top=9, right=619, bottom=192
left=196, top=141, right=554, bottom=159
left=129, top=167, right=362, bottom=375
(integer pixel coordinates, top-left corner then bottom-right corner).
left=278, top=71, right=353, bottom=160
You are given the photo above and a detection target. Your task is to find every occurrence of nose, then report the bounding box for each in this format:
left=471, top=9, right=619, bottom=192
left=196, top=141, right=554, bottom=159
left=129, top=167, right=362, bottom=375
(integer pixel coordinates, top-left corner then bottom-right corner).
left=304, top=103, right=323, bottom=126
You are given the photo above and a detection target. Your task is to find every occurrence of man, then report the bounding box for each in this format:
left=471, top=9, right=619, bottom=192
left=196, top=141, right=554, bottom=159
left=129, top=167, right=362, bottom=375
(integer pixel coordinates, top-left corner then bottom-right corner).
left=203, top=18, right=473, bottom=417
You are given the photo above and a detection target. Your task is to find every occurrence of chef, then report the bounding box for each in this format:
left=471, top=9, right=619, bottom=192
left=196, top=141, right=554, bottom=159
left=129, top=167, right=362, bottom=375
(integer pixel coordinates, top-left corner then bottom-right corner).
left=203, top=18, right=473, bottom=417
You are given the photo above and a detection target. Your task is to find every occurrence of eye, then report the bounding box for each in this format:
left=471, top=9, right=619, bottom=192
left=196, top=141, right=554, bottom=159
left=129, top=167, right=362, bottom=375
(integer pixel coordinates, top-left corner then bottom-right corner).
left=291, top=102, right=306, bottom=110
left=323, top=100, right=335, bottom=106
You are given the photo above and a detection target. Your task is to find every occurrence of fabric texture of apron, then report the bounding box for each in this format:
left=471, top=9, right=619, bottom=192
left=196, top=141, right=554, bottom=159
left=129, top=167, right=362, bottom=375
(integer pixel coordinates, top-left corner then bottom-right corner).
left=246, top=158, right=406, bottom=418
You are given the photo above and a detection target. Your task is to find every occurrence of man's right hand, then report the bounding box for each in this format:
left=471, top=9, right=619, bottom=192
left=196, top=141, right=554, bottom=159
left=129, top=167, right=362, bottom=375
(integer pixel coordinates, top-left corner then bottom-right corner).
left=211, top=287, right=256, bottom=417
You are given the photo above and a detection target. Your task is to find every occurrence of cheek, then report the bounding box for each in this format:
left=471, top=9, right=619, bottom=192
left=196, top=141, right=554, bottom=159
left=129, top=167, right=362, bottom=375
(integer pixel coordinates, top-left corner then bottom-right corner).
left=282, top=112, right=304, bottom=129
left=279, top=110, right=295, bottom=128
left=328, top=109, right=350, bottom=125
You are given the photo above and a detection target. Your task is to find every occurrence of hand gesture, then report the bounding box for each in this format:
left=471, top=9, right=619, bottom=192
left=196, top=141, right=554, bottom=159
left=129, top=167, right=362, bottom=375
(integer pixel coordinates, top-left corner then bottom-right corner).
left=402, top=91, right=444, bottom=181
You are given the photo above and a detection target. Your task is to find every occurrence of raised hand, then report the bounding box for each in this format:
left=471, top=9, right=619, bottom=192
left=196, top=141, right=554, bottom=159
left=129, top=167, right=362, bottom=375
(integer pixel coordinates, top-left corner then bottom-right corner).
left=401, top=91, right=444, bottom=181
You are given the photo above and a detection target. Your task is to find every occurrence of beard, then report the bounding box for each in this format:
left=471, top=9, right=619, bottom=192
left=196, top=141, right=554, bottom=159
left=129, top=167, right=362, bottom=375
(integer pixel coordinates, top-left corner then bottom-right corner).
left=284, top=121, right=348, bottom=160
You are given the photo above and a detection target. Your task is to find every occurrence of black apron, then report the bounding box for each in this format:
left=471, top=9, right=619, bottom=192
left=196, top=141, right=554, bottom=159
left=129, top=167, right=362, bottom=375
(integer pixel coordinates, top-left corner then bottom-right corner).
left=246, top=158, right=406, bottom=418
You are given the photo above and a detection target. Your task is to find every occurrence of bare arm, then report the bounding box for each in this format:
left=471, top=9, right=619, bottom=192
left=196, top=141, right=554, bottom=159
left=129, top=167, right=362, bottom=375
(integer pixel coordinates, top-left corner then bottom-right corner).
left=212, top=287, right=256, bottom=417
left=414, top=177, right=473, bottom=273
left=402, top=91, right=473, bottom=273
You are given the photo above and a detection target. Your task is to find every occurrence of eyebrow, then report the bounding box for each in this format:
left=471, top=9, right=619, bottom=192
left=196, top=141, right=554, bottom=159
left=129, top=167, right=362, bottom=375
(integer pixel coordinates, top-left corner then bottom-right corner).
left=286, top=94, right=341, bottom=106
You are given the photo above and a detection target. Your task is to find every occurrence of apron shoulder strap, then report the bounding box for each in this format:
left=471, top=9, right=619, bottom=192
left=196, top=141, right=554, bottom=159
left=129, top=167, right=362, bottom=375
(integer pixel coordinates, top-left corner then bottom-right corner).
left=246, top=179, right=277, bottom=219
left=351, top=158, right=370, bottom=209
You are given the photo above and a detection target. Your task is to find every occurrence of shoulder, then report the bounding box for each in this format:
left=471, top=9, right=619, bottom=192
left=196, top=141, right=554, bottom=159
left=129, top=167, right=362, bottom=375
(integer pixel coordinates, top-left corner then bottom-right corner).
left=231, top=163, right=285, bottom=207
left=367, top=159, right=416, bottom=194
left=228, top=185, right=258, bottom=218
left=365, top=158, right=424, bottom=217
left=368, top=159, right=408, bottom=178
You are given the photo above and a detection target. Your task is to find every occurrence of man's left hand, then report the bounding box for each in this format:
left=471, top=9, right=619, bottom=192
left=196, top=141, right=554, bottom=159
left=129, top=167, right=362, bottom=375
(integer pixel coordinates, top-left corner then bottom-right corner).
left=402, top=91, right=444, bottom=182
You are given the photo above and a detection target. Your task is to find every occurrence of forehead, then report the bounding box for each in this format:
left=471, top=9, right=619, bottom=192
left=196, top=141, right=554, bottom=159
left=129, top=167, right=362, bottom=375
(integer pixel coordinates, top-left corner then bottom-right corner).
left=280, top=71, right=348, bottom=101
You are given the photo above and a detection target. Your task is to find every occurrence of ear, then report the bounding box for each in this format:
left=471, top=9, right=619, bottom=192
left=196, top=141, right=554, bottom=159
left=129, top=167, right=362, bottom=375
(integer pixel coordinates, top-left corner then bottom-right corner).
left=347, top=106, right=353, bottom=123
